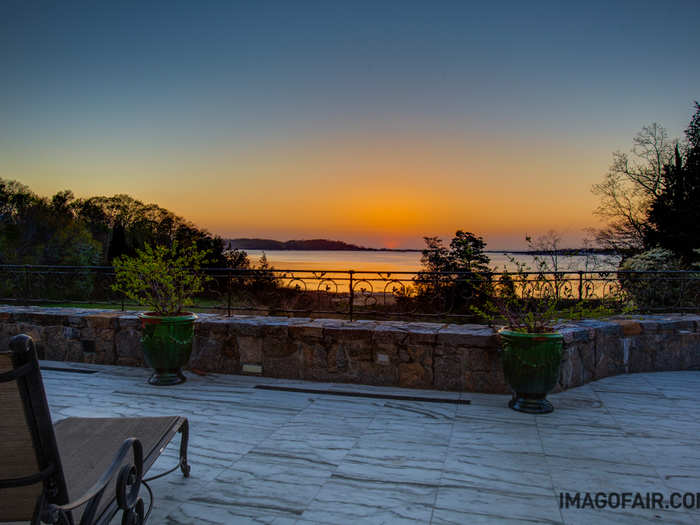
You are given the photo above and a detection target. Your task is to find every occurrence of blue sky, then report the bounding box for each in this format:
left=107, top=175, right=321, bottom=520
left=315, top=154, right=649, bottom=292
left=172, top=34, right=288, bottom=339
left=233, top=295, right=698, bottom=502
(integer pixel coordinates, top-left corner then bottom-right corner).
left=1, top=1, right=698, bottom=248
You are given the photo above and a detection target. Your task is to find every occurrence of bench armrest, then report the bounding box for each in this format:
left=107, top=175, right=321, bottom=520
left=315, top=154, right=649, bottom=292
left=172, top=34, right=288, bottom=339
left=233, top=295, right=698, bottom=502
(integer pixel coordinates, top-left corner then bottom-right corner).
left=42, top=438, right=145, bottom=525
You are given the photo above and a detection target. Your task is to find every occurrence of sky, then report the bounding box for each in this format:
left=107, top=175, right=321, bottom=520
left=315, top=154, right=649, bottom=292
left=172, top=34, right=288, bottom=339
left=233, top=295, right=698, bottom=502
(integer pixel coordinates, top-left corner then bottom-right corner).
left=1, top=1, right=698, bottom=249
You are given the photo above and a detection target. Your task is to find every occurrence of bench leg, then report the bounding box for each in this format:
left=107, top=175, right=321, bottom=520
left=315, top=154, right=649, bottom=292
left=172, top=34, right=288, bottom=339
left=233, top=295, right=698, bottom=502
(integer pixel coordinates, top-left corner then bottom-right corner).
left=178, top=419, right=191, bottom=478
left=143, top=418, right=191, bottom=483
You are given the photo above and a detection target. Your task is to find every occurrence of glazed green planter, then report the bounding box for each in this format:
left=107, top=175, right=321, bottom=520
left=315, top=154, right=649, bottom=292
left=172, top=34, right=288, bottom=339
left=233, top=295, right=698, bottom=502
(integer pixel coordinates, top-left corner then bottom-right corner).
left=139, top=312, right=197, bottom=386
left=498, top=328, right=563, bottom=414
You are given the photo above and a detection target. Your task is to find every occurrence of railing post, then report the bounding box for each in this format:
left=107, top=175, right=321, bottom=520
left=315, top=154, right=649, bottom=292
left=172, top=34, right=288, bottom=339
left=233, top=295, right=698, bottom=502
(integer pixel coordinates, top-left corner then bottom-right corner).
left=24, top=265, right=30, bottom=306
left=578, top=271, right=583, bottom=301
left=227, top=269, right=232, bottom=317
left=348, top=270, right=354, bottom=322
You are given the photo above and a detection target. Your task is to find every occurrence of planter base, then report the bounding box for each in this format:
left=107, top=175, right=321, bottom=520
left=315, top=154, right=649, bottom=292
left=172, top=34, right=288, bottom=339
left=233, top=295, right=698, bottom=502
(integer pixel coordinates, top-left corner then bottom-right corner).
left=509, top=395, right=553, bottom=414
left=148, top=369, right=187, bottom=386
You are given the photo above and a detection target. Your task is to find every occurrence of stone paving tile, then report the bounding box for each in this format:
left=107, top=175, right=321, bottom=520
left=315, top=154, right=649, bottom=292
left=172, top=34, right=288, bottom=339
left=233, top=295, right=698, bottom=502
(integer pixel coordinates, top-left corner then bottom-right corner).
left=32, top=363, right=700, bottom=525
left=450, top=419, right=544, bottom=454
left=431, top=485, right=563, bottom=524
left=440, top=448, right=555, bottom=497
left=300, top=475, right=437, bottom=524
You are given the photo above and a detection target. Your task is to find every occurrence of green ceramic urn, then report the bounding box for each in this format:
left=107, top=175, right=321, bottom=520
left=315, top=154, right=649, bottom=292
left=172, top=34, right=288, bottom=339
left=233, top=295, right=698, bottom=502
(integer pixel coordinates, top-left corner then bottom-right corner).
left=498, top=328, right=563, bottom=414
left=139, top=312, right=197, bottom=386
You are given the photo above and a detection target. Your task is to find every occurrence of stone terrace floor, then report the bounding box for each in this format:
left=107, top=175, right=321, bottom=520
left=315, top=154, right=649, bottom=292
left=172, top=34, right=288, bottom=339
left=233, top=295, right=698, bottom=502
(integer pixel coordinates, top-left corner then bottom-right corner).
left=39, top=362, right=700, bottom=525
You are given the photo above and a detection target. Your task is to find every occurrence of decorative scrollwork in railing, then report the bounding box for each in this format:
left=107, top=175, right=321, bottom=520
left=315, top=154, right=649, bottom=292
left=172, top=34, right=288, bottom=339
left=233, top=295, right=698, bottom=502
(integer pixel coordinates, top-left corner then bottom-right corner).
left=1, top=265, right=698, bottom=321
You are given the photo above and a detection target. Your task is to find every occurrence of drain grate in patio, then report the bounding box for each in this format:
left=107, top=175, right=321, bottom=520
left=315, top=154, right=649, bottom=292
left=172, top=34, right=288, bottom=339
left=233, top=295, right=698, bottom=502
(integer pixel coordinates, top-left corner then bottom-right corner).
left=254, top=385, right=470, bottom=404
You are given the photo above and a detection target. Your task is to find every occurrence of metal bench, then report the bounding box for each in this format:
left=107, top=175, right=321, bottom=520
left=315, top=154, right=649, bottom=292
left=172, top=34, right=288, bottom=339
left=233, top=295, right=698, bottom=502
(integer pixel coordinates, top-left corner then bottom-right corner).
left=0, top=334, right=190, bottom=524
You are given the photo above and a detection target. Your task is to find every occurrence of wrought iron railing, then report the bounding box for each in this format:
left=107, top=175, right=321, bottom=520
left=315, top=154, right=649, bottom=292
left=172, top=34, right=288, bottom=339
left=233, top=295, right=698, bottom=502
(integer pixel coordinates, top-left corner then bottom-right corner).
left=0, top=265, right=698, bottom=321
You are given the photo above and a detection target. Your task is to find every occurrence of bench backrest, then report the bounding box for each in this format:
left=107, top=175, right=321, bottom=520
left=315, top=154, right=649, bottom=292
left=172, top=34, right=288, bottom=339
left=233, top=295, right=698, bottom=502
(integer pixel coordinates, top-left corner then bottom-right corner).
left=0, top=335, right=69, bottom=522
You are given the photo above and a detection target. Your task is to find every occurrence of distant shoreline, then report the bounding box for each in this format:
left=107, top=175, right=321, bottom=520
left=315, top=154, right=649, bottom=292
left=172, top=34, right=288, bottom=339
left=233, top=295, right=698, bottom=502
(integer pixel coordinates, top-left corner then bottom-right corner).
left=227, top=239, right=616, bottom=255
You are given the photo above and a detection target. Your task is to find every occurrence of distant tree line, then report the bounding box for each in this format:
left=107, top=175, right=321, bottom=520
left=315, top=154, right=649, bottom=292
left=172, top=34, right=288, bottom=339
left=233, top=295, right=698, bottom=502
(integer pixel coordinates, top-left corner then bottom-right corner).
left=0, top=182, right=230, bottom=267
left=228, top=238, right=372, bottom=251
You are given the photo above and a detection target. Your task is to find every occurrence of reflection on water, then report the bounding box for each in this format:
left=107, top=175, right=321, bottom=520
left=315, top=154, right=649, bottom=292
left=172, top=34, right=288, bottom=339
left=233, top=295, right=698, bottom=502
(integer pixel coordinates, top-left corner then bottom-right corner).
left=243, top=250, right=619, bottom=272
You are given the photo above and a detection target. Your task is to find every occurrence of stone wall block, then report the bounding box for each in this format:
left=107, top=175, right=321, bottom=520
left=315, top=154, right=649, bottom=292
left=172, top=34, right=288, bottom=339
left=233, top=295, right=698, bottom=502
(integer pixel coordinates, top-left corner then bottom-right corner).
left=195, top=320, right=229, bottom=340
left=64, top=341, right=85, bottom=363
left=434, top=353, right=463, bottom=390
left=353, top=361, right=397, bottom=386
left=325, top=325, right=373, bottom=343
left=464, top=369, right=508, bottom=394
left=62, top=326, right=81, bottom=340
left=598, top=331, right=626, bottom=377
left=677, top=333, right=700, bottom=369
left=263, top=336, right=295, bottom=358
left=300, top=341, right=328, bottom=372
left=464, top=347, right=500, bottom=372
left=626, top=336, right=656, bottom=373
left=237, top=335, right=261, bottom=363
left=403, top=342, right=435, bottom=365
left=67, top=315, right=86, bottom=328
left=190, top=336, right=223, bottom=372
left=373, top=341, right=399, bottom=365
left=638, top=320, right=661, bottom=333
left=115, top=328, right=142, bottom=360
left=437, top=325, right=497, bottom=347
left=0, top=322, right=19, bottom=351
left=371, top=325, right=409, bottom=345
left=227, top=319, right=264, bottom=338
left=654, top=336, right=687, bottom=371
left=559, top=327, right=592, bottom=345
left=41, top=325, right=68, bottom=361
left=117, top=315, right=140, bottom=330
left=342, top=339, right=374, bottom=362
left=611, top=320, right=642, bottom=336
left=558, top=344, right=584, bottom=390
left=289, top=322, right=324, bottom=342
left=406, top=329, right=439, bottom=346
left=218, top=339, right=241, bottom=374
left=398, top=362, right=430, bottom=388
left=84, top=314, right=119, bottom=330
left=263, top=351, right=302, bottom=379
left=666, top=319, right=696, bottom=332
left=327, top=344, right=349, bottom=372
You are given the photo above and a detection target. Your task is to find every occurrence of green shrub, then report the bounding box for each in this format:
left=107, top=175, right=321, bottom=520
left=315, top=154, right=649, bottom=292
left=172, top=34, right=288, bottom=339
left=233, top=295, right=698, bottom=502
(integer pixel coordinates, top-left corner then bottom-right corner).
left=619, top=248, right=699, bottom=311
left=112, top=242, right=210, bottom=315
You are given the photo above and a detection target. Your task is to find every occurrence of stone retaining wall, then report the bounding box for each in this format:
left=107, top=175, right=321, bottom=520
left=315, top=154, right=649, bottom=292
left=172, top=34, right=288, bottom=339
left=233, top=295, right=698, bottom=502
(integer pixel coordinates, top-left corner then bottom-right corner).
left=1, top=306, right=699, bottom=393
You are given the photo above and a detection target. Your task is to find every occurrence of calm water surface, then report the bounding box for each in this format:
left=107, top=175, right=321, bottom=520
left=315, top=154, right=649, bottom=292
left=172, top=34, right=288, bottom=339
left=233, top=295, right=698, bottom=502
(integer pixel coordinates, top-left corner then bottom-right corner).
left=244, top=250, right=619, bottom=273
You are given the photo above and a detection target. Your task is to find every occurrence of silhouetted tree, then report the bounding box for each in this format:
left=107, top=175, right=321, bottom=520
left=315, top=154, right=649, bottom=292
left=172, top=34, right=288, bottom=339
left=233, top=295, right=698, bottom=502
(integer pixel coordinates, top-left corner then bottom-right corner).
left=592, top=122, right=680, bottom=255
left=419, top=231, right=490, bottom=274
left=414, top=231, right=491, bottom=312
left=72, top=193, right=227, bottom=265
left=645, top=102, right=700, bottom=265
left=0, top=180, right=100, bottom=266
